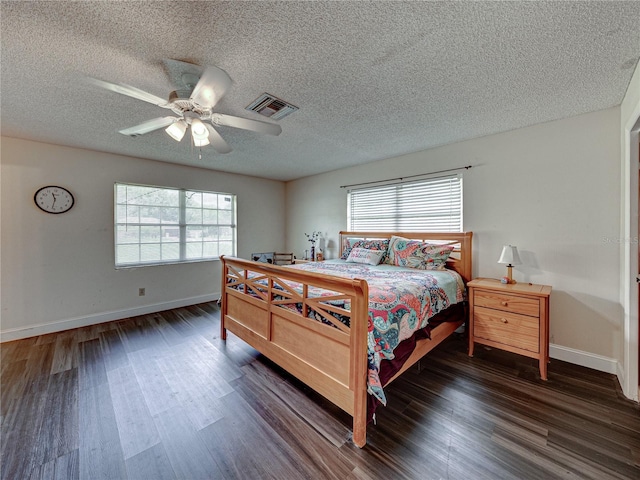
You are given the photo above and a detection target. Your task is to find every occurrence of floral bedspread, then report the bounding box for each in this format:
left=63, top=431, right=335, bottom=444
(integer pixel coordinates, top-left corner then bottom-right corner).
left=288, top=261, right=465, bottom=405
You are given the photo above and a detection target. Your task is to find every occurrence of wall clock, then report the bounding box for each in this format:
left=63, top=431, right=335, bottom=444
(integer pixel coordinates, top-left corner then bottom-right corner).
left=34, top=186, right=75, bottom=214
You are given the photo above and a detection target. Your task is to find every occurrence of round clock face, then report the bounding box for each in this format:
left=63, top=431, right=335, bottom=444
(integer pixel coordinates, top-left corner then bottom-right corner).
left=34, top=186, right=75, bottom=214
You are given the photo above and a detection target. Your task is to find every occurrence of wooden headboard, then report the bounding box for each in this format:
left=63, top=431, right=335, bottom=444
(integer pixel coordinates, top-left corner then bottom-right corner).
left=338, top=231, right=473, bottom=284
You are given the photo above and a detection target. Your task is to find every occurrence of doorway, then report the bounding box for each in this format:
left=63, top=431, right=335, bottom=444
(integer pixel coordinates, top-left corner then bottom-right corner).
left=625, top=117, right=640, bottom=401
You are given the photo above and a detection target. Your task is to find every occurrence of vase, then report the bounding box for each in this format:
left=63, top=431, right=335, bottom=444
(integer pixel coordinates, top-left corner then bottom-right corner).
left=310, top=244, right=315, bottom=262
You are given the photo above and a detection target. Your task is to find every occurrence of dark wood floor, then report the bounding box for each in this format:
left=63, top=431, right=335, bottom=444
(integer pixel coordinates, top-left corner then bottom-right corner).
left=1, top=302, right=639, bottom=480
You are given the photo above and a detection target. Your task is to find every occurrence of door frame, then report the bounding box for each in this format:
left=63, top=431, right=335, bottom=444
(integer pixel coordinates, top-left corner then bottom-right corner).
left=622, top=109, right=639, bottom=401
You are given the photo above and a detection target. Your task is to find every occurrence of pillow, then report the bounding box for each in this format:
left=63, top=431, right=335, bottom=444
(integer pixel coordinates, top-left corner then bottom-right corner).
left=389, top=238, right=454, bottom=270
left=346, top=247, right=384, bottom=266
left=340, top=238, right=390, bottom=262
left=340, top=238, right=360, bottom=259
left=384, top=235, right=409, bottom=265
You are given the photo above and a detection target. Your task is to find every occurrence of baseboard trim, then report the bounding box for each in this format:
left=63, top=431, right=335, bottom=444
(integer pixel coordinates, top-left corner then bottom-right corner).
left=550, top=343, right=618, bottom=375
left=0, top=311, right=624, bottom=380
left=0, top=293, right=221, bottom=343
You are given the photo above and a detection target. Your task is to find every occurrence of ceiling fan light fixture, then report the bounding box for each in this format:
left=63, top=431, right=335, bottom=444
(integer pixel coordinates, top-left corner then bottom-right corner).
left=193, top=136, right=210, bottom=147
left=190, top=118, right=208, bottom=137
left=190, top=118, right=210, bottom=147
left=165, top=119, right=187, bottom=141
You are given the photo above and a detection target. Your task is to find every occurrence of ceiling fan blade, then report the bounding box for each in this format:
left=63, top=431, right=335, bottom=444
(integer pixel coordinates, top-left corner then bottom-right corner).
left=119, top=116, right=178, bottom=136
left=89, top=78, right=169, bottom=106
left=162, top=59, right=204, bottom=90
left=204, top=124, right=232, bottom=154
left=212, top=113, right=282, bottom=136
left=190, top=66, right=232, bottom=109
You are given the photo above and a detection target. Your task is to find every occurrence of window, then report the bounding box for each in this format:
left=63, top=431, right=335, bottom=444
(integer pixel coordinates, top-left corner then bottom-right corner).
left=347, top=175, right=462, bottom=232
left=115, top=183, right=236, bottom=267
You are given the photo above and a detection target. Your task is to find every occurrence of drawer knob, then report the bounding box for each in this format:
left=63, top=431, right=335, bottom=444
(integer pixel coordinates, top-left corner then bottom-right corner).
left=501, top=318, right=508, bottom=324
left=501, top=301, right=509, bottom=306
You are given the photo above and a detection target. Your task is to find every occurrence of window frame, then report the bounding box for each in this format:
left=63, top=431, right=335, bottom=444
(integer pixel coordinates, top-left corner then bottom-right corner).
left=114, top=182, right=237, bottom=268
left=347, top=174, right=463, bottom=232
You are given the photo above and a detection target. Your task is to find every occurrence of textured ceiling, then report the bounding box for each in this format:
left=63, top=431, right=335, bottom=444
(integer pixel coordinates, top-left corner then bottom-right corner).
left=2, top=1, right=639, bottom=181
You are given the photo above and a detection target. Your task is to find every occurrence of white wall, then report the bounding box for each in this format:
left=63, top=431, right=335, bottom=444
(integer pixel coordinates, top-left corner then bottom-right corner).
left=2, top=105, right=628, bottom=381
left=1, top=137, right=285, bottom=340
left=286, top=107, right=622, bottom=368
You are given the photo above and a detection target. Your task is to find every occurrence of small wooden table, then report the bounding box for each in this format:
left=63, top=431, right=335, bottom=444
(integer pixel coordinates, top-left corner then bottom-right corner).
left=468, top=278, right=552, bottom=380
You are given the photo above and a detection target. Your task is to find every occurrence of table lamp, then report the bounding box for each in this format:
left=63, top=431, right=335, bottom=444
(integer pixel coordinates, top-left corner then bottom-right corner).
left=498, top=245, right=521, bottom=284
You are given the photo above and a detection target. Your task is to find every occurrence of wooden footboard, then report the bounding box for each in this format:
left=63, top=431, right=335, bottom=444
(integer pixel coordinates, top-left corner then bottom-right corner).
left=220, top=231, right=472, bottom=447
left=220, top=257, right=370, bottom=446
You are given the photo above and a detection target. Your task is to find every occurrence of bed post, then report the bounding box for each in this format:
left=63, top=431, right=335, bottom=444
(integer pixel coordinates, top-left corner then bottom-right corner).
left=220, top=255, right=227, bottom=341
left=461, top=232, right=473, bottom=284
left=351, top=279, right=369, bottom=448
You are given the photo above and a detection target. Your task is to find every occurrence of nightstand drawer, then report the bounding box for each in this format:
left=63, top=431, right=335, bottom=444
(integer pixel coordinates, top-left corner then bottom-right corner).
left=474, top=290, right=540, bottom=317
left=473, top=306, right=539, bottom=353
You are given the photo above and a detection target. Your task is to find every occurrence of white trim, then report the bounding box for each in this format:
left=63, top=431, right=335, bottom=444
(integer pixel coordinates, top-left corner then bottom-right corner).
left=0, top=293, right=221, bottom=343
left=550, top=343, right=618, bottom=375
left=621, top=101, right=640, bottom=401
left=617, top=360, right=626, bottom=391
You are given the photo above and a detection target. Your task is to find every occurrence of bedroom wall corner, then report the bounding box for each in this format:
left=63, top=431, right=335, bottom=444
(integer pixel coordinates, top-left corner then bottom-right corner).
left=0, top=137, right=286, bottom=340
left=285, top=107, right=624, bottom=378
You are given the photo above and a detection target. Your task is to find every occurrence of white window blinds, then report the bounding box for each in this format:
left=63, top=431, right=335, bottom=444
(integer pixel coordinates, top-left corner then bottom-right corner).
left=347, top=175, right=462, bottom=232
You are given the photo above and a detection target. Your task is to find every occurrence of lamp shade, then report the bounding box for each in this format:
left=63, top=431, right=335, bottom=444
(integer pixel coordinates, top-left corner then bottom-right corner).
left=165, top=119, right=187, bottom=142
left=498, top=245, right=522, bottom=266
left=193, top=136, right=210, bottom=147
left=190, top=119, right=208, bottom=137
left=190, top=119, right=210, bottom=146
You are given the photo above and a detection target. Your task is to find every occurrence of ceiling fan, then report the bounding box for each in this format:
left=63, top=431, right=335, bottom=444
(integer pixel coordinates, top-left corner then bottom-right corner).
left=89, top=60, right=282, bottom=154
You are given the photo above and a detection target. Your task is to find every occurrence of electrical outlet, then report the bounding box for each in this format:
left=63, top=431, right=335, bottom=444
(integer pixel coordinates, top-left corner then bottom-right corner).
left=138, top=288, right=145, bottom=296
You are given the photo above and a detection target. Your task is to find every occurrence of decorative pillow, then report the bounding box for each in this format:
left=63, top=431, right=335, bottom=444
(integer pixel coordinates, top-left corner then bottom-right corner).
left=385, top=235, right=409, bottom=264
left=340, top=238, right=359, bottom=259
left=340, top=238, right=390, bottom=262
left=389, top=238, right=454, bottom=270
left=346, top=247, right=384, bottom=266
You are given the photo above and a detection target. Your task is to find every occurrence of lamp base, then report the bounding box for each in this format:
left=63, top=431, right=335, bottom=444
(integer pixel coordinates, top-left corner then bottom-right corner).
left=506, top=265, right=517, bottom=284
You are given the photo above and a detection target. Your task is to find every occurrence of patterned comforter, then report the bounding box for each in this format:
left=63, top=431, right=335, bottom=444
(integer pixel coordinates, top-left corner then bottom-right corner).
left=287, top=260, right=465, bottom=405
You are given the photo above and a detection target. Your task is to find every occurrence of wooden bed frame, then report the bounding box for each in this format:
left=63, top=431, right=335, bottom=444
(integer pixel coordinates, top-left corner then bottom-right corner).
left=220, top=231, right=473, bottom=447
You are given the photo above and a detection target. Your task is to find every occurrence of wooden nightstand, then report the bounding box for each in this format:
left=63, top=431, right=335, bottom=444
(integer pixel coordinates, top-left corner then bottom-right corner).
left=468, top=278, right=552, bottom=380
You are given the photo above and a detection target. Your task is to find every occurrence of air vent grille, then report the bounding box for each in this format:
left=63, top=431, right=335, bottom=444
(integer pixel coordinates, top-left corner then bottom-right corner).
left=246, top=93, right=298, bottom=120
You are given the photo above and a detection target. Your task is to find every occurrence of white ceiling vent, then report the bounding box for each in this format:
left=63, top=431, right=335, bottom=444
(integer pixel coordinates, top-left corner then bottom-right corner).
left=246, top=93, right=298, bottom=120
